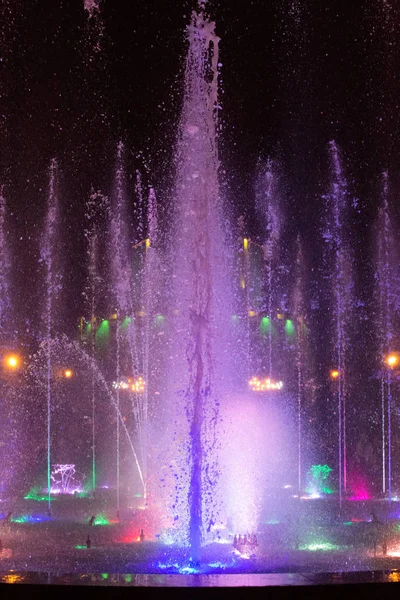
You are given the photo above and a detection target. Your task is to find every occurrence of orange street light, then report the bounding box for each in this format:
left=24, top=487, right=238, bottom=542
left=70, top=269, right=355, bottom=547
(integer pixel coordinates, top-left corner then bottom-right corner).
left=4, top=354, right=21, bottom=370
left=330, top=369, right=340, bottom=380
left=64, top=369, right=73, bottom=379
left=386, top=354, right=399, bottom=369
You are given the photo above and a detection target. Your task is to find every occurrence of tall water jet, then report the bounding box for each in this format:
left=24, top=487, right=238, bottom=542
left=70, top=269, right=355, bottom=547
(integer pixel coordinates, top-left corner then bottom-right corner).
left=292, top=236, right=306, bottom=493
left=140, top=187, right=160, bottom=500
left=167, top=5, right=234, bottom=560
left=323, top=141, right=353, bottom=506
left=375, top=171, right=397, bottom=499
left=0, top=187, right=18, bottom=496
left=110, top=143, right=146, bottom=505
left=255, top=159, right=282, bottom=380
left=0, top=189, right=10, bottom=336
left=39, top=159, right=61, bottom=512
left=84, top=187, right=108, bottom=492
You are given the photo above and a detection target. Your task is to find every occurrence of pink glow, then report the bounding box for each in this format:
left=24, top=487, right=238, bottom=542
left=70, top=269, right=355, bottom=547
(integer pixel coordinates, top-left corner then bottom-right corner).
left=347, top=470, right=370, bottom=501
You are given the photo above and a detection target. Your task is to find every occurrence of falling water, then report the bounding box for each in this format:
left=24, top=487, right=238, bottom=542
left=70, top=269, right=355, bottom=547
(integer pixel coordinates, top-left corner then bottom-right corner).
left=83, top=0, right=103, bottom=52
left=30, top=336, right=145, bottom=493
left=39, top=159, right=60, bottom=512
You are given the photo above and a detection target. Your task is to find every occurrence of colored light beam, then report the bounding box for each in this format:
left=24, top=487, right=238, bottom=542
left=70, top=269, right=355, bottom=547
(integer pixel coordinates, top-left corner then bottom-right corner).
left=285, top=319, right=295, bottom=336
left=260, top=316, right=270, bottom=335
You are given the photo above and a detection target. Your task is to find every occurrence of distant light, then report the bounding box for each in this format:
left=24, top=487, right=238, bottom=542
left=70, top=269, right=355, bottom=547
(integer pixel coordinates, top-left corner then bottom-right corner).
left=330, top=369, right=340, bottom=379
left=113, top=377, right=145, bottom=393
left=5, top=355, right=19, bottom=369
left=145, top=238, right=151, bottom=250
left=248, top=310, right=257, bottom=317
left=113, top=380, right=129, bottom=390
left=386, top=354, right=399, bottom=368
left=249, top=376, right=283, bottom=392
left=131, top=376, right=145, bottom=393
left=64, top=369, right=73, bottom=379
left=243, top=238, right=249, bottom=251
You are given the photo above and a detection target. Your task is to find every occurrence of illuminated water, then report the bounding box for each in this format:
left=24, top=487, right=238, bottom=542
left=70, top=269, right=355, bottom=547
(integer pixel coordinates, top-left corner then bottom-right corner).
left=2, top=1, right=400, bottom=583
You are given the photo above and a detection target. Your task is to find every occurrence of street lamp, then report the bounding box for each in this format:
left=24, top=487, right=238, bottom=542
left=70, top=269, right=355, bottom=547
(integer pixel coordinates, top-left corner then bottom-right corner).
left=329, top=367, right=346, bottom=506
left=4, top=354, right=21, bottom=371
left=64, top=369, right=73, bottom=379
left=386, top=353, right=398, bottom=369
left=384, top=352, right=399, bottom=501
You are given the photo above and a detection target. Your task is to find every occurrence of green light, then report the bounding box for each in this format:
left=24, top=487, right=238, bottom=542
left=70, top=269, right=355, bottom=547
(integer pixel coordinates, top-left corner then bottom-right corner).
left=24, top=488, right=53, bottom=502
left=124, top=575, right=133, bottom=583
left=85, top=323, right=91, bottom=336
left=300, top=542, right=344, bottom=552
left=76, top=490, right=88, bottom=498
left=260, top=316, right=270, bottom=335
left=75, top=545, right=86, bottom=550
left=155, top=315, right=165, bottom=326
left=94, top=514, right=109, bottom=526
left=121, top=317, right=131, bottom=329
left=310, top=464, right=332, bottom=479
left=285, top=319, right=295, bottom=336
left=101, top=574, right=109, bottom=580
left=307, top=464, right=334, bottom=495
left=96, top=320, right=109, bottom=336
left=11, top=516, right=29, bottom=523
left=95, top=320, right=109, bottom=348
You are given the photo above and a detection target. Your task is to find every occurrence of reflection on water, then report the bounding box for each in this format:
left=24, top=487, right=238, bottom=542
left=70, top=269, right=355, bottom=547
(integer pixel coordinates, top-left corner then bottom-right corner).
left=0, top=571, right=400, bottom=586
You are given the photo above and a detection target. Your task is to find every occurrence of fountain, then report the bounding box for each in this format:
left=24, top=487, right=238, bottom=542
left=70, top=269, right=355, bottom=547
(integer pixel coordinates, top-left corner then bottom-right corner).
left=4, top=0, right=400, bottom=588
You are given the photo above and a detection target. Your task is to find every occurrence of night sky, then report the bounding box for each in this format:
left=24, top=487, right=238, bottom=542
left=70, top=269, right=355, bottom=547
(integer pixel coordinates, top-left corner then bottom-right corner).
left=2, top=0, right=400, bottom=487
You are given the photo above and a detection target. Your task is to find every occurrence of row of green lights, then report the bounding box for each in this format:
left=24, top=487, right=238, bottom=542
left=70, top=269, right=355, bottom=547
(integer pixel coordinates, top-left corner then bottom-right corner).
left=84, top=315, right=295, bottom=337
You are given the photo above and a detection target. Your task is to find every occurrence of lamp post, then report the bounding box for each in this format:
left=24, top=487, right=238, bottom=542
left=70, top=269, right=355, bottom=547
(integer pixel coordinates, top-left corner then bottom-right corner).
left=330, top=368, right=345, bottom=508
left=1, top=353, right=22, bottom=383
left=385, top=353, right=398, bottom=501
